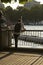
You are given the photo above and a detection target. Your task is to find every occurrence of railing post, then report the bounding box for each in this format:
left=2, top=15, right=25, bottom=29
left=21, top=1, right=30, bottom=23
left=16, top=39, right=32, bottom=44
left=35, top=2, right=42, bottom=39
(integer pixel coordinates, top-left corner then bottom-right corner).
left=8, top=30, right=12, bottom=47
left=1, top=30, right=8, bottom=49
left=0, top=28, right=2, bottom=50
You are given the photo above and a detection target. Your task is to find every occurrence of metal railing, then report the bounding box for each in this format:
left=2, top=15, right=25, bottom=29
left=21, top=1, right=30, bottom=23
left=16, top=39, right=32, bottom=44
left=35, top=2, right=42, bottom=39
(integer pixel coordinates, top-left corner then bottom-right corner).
left=1, top=29, right=43, bottom=49
left=11, top=30, right=43, bottom=49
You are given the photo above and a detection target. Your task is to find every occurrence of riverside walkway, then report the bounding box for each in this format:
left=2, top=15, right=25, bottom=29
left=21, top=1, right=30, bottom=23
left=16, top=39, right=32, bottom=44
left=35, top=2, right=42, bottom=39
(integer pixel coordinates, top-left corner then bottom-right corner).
left=0, top=51, right=43, bottom=65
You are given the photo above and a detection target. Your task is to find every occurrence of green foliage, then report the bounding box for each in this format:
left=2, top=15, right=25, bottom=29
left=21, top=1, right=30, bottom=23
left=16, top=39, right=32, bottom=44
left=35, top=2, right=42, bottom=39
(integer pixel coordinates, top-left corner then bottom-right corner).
left=1, top=0, right=11, bottom=3
left=5, top=6, right=17, bottom=22
left=2, top=4, right=43, bottom=24
left=30, top=5, right=43, bottom=21
left=19, top=0, right=28, bottom=4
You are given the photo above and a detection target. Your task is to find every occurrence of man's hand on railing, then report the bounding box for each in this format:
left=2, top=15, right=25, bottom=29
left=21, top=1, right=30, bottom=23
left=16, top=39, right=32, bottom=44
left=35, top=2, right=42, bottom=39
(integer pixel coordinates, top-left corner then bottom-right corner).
left=21, top=28, right=26, bottom=32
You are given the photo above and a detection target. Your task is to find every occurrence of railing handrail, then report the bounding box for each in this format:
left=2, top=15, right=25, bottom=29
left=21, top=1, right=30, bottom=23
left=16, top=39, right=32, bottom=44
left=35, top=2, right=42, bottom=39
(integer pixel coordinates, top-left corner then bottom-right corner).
left=1, top=28, right=43, bottom=49
left=1, top=29, right=43, bottom=31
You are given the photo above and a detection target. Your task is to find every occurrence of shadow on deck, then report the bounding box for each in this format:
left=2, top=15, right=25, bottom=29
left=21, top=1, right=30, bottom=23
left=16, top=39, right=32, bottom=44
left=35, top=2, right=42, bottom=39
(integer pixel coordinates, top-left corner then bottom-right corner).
left=0, top=48, right=43, bottom=65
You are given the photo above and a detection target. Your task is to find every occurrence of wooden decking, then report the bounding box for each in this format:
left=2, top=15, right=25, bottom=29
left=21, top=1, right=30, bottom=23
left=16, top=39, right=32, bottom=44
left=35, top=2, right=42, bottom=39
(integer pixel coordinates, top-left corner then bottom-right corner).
left=0, top=51, right=43, bottom=65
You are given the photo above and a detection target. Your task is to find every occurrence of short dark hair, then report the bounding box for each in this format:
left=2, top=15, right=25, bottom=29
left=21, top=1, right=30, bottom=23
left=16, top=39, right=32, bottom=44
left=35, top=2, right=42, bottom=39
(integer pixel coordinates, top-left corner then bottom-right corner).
left=18, top=19, right=21, bottom=22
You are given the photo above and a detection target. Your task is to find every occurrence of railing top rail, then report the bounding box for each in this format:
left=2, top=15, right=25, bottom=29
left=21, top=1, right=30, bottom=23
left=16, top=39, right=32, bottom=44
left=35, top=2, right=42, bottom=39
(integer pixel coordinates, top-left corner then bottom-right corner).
left=2, top=29, right=43, bottom=32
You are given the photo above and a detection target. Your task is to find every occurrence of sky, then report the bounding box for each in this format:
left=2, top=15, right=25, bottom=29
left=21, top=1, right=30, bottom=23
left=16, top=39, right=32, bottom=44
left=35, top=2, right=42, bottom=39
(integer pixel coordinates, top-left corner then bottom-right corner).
left=35, top=0, right=43, bottom=4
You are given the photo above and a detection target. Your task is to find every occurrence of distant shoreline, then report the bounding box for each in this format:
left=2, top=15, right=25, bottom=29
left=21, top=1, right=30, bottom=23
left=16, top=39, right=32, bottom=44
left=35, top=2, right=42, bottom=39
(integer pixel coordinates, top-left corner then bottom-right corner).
left=25, top=24, right=43, bottom=26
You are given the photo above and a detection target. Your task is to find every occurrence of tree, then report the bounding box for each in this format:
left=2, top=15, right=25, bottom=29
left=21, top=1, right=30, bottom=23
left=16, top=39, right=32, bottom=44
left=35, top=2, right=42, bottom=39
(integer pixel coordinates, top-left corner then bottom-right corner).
left=1, top=0, right=28, bottom=3
left=39, top=4, right=43, bottom=21
left=1, top=0, right=11, bottom=3
left=30, top=5, right=41, bottom=22
left=17, top=6, right=30, bottom=24
left=19, top=0, right=28, bottom=4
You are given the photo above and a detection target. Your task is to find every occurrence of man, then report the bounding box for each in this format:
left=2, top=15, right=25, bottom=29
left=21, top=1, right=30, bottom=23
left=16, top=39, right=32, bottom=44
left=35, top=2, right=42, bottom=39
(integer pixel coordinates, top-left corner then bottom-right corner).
left=0, top=11, right=6, bottom=50
left=14, top=18, right=26, bottom=49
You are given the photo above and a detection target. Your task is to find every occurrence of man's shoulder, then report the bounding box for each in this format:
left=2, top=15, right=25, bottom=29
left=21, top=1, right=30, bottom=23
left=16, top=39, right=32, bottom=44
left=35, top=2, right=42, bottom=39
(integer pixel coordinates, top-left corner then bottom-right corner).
left=15, top=22, right=21, bottom=26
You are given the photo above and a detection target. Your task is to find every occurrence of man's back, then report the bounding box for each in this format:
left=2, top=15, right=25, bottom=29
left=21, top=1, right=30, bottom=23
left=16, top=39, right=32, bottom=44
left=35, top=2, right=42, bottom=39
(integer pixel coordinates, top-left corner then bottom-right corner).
left=14, top=22, right=21, bottom=33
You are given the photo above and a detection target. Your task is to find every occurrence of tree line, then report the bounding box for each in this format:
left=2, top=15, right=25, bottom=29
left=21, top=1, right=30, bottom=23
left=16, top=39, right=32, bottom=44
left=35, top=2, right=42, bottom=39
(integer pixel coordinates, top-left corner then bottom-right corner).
left=1, top=0, right=28, bottom=3
left=1, top=2, right=43, bottom=24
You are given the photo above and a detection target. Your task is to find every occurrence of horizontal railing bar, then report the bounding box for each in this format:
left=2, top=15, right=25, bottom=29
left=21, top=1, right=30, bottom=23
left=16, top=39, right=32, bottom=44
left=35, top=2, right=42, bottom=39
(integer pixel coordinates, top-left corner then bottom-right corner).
left=1, top=28, right=43, bottom=49
left=1, top=30, right=43, bottom=32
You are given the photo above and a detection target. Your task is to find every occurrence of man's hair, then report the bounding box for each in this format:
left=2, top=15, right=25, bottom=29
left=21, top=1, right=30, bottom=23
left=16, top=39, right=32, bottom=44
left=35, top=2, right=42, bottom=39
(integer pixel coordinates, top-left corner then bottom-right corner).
left=18, top=19, right=21, bottom=22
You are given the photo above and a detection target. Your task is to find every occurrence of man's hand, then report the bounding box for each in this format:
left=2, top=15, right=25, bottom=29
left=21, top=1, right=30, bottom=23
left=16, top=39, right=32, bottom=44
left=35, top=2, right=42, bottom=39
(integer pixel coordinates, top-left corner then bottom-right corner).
left=21, top=28, right=26, bottom=32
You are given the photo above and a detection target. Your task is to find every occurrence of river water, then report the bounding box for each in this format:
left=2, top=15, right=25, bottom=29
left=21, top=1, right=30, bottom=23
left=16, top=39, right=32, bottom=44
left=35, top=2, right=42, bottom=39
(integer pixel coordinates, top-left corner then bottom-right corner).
left=24, top=25, right=43, bottom=30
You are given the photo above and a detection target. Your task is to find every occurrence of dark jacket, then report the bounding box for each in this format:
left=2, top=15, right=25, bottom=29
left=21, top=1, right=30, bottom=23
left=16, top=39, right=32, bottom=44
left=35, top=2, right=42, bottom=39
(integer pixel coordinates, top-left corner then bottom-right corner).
left=14, top=22, right=21, bottom=35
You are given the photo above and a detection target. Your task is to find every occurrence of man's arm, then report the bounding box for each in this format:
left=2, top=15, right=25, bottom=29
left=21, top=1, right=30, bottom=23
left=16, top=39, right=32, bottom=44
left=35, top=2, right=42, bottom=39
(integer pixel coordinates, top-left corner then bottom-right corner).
left=21, top=23, right=26, bottom=32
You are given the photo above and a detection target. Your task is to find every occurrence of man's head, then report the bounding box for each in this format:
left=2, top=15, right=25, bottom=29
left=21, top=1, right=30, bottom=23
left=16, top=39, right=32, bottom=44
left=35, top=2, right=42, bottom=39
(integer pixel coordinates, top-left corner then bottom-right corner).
left=18, top=19, right=21, bottom=22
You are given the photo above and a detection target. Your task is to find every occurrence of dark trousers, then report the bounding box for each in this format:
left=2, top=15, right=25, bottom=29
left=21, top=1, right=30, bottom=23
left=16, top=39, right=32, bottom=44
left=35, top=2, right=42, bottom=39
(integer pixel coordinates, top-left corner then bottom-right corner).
left=14, top=34, right=19, bottom=49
